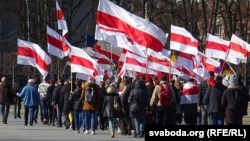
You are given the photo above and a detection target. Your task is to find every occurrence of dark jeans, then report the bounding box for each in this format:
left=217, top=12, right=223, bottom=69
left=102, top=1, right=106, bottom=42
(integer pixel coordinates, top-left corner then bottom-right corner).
left=210, top=113, right=224, bottom=125
left=56, top=104, right=63, bottom=127
left=197, top=105, right=208, bottom=125
left=84, top=110, right=97, bottom=131
left=0, top=103, right=10, bottom=123
left=24, top=106, right=37, bottom=126
left=40, top=99, right=48, bottom=120
left=155, top=105, right=176, bottom=125
left=13, top=102, right=22, bottom=118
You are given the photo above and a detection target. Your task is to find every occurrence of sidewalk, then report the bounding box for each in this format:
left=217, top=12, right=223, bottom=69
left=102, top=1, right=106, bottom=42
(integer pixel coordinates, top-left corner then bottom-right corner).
left=0, top=114, right=142, bottom=141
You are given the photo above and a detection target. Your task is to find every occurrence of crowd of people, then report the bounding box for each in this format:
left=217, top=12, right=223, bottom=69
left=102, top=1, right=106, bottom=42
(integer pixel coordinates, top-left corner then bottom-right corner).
left=0, top=71, right=250, bottom=138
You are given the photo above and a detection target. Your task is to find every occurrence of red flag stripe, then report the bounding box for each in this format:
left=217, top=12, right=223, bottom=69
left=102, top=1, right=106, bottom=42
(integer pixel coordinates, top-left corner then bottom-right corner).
left=170, top=33, right=199, bottom=47
left=17, top=46, right=48, bottom=71
left=70, top=55, right=96, bottom=71
left=230, top=42, right=248, bottom=56
left=125, top=57, right=147, bottom=68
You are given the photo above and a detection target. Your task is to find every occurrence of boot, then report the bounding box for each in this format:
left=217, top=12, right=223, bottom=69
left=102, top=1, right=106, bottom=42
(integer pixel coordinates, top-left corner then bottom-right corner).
left=110, top=131, right=115, bottom=138
left=3, top=117, right=7, bottom=124
left=140, top=131, right=144, bottom=137
left=127, top=124, right=131, bottom=136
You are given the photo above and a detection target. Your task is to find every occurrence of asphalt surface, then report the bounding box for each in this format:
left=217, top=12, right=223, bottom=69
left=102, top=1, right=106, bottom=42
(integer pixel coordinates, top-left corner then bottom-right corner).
left=0, top=114, right=142, bottom=141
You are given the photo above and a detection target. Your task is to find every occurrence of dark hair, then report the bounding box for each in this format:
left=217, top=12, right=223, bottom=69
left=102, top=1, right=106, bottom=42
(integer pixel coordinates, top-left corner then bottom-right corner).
left=59, top=78, right=64, bottom=84
left=215, top=76, right=222, bottom=82
left=75, top=80, right=82, bottom=87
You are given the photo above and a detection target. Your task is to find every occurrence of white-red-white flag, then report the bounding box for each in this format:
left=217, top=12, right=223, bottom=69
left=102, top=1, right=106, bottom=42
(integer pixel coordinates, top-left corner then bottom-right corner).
left=170, top=25, right=198, bottom=55
left=205, top=33, right=230, bottom=60
left=69, top=46, right=103, bottom=77
left=123, top=52, right=157, bottom=75
left=94, top=41, right=122, bottom=62
left=47, top=26, right=70, bottom=58
left=175, top=52, right=194, bottom=72
left=180, top=81, right=199, bottom=105
left=226, top=34, right=250, bottom=64
left=147, top=51, right=182, bottom=76
left=95, top=0, right=166, bottom=52
left=56, top=0, right=68, bottom=36
left=84, top=48, right=111, bottom=70
left=17, top=39, right=51, bottom=79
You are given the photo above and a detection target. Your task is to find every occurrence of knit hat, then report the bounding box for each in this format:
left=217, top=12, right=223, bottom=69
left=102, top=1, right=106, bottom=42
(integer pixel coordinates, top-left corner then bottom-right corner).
left=228, top=74, right=239, bottom=88
left=50, top=79, right=56, bottom=84
left=160, top=75, right=167, bottom=84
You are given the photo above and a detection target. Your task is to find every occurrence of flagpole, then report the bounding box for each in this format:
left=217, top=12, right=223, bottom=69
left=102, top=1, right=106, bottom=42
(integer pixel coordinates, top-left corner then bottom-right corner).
left=25, top=0, right=31, bottom=79
left=101, top=35, right=114, bottom=80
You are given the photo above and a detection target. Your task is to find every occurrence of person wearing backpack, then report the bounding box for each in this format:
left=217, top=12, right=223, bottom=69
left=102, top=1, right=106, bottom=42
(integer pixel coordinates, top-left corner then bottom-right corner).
left=81, top=76, right=101, bottom=135
left=150, top=75, right=176, bottom=125
left=221, top=74, right=245, bottom=125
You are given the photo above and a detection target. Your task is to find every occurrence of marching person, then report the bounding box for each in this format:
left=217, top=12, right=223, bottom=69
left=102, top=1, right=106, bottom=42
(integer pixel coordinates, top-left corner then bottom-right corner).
left=17, top=79, right=40, bottom=126
left=0, top=77, right=15, bottom=124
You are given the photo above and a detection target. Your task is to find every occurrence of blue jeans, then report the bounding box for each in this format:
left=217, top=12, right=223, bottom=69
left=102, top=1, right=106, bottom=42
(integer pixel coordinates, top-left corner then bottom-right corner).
left=197, top=105, right=208, bottom=125
left=24, top=106, right=37, bottom=126
left=132, top=117, right=145, bottom=135
left=56, top=104, right=63, bottom=127
left=0, top=104, right=10, bottom=121
left=84, top=110, right=97, bottom=131
left=210, top=113, right=224, bottom=125
left=108, top=117, right=116, bottom=131
left=74, top=111, right=81, bottom=131
left=80, top=111, right=85, bottom=129
left=40, top=98, right=48, bottom=120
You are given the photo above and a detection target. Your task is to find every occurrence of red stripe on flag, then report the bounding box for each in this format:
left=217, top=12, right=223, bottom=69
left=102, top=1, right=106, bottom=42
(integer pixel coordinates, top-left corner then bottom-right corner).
left=170, top=33, right=198, bottom=47
left=17, top=46, right=48, bottom=71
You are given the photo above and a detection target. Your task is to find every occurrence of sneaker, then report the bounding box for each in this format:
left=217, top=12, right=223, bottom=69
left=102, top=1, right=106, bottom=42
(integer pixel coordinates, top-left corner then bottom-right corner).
left=91, top=131, right=95, bottom=135
left=84, top=130, right=89, bottom=134
left=75, top=130, right=80, bottom=134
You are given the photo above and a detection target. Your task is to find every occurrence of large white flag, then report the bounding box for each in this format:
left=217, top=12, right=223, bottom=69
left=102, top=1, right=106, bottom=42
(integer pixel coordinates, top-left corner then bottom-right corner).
left=95, top=0, right=167, bottom=52
left=226, top=34, right=250, bottom=64
left=170, top=25, right=198, bottom=55
left=69, top=46, right=103, bottom=77
left=47, top=26, right=70, bottom=58
left=17, top=39, right=51, bottom=78
left=205, top=33, right=230, bottom=60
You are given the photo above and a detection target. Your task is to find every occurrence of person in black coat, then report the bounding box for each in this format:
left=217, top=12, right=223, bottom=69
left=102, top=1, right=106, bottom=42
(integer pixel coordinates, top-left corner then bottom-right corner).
left=46, top=79, right=56, bottom=126
left=204, top=76, right=227, bottom=125
left=102, top=85, right=123, bottom=138
left=128, top=79, right=148, bottom=138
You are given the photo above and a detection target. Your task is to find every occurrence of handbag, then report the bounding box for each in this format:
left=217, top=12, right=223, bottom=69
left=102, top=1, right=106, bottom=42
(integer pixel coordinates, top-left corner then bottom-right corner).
left=113, top=96, right=122, bottom=111
left=130, top=101, right=140, bottom=115
left=73, top=98, right=83, bottom=111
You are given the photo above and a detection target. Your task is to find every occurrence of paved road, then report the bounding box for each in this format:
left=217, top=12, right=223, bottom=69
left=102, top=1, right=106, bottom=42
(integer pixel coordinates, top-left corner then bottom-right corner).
left=0, top=114, right=142, bottom=141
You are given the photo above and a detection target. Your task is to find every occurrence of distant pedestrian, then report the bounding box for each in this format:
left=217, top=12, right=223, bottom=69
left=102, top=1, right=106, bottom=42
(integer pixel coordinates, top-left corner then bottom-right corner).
left=0, top=77, right=15, bottom=124
left=17, top=79, right=40, bottom=126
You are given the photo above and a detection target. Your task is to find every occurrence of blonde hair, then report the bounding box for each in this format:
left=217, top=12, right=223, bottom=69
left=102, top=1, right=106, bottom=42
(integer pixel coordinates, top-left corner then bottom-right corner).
left=107, top=85, right=116, bottom=94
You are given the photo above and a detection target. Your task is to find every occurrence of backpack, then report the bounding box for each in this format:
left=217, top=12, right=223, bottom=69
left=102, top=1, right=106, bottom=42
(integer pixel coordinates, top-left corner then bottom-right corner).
left=227, top=89, right=242, bottom=111
left=159, top=84, right=171, bottom=107
left=85, top=85, right=95, bottom=103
